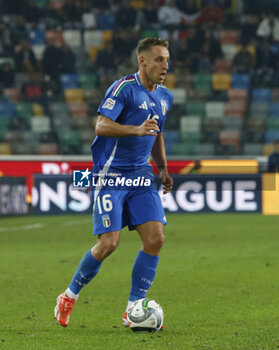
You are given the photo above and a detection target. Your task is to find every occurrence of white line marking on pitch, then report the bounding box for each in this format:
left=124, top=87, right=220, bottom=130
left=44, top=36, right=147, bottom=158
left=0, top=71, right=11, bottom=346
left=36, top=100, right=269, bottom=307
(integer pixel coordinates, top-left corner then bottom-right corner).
left=0, top=223, right=44, bottom=232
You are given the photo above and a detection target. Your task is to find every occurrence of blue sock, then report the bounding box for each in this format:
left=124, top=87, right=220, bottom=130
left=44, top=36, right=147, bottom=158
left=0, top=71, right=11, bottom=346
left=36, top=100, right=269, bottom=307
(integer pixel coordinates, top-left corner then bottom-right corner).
left=69, top=249, right=102, bottom=295
left=129, top=250, right=159, bottom=301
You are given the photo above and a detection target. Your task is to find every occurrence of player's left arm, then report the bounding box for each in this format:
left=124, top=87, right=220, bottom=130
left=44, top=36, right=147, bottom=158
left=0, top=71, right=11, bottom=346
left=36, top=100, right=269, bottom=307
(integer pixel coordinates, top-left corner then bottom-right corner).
left=151, top=132, right=173, bottom=194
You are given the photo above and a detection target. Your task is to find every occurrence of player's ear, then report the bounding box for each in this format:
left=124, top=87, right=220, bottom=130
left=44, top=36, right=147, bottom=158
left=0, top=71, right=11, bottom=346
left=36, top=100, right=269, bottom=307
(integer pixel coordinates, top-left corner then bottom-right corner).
left=138, top=55, right=146, bottom=67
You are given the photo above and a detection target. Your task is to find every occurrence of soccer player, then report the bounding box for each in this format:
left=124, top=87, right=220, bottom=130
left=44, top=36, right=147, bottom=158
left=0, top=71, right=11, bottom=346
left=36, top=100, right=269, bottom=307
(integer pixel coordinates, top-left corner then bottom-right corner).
left=54, top=38, right=174, bottom=327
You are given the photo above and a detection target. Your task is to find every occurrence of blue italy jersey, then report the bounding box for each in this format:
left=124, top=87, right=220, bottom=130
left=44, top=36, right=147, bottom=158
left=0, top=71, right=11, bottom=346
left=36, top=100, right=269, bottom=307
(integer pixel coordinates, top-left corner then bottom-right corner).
left=91, top=72, right=173, bottom=171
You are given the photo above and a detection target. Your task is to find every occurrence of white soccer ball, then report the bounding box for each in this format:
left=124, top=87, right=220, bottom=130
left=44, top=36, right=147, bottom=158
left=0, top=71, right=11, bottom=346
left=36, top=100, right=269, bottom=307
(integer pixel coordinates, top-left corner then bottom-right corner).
left=127, top=298, right=164, bottom=332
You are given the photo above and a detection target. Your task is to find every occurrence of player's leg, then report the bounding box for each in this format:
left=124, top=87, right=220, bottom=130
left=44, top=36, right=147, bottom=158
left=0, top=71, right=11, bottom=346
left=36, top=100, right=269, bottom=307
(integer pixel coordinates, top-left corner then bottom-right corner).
left=55, top=230, right=121, bottom=327
left=123, top=190, right=166, bottom=325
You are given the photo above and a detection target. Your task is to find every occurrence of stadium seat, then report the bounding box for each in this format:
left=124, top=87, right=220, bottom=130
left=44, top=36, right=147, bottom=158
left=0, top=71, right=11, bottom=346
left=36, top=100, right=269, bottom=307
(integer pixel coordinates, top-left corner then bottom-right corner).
left=186, top=101, right=205, bottom=118
left=172, top=88, right=186, bottom=104
left=89, top=46, right=100, bottom=64
left=163, top=130, right=179, bottom=143
left=71, top=115, right=92, bottom=129
left=29, top=29, right=46, bottom=45
left=31, top=116, right=51, bottom=132
left=172, top=142, right=196, bottom=155
left=102, top=30, right=114, bottom=42
left=247, top=117, right=266, bottom=132
left=69, top=103, right=88, bottom=117
left=97, top=14, right=115, bottom=30
left=205, top=102, right=225, bottom=119
left=220, top=129, right=240, bottom=154
left=50, top=102, right=69, bottom=115
left=0, top=103, right=15, bottom=118
left=212, top=73, right=231, bottom=90
left=252, top=88, right=272, bottom=102
left=272, top=88, right=279, bottom=101
left=181, top=131, right=201, bottom=142
left=78, top=74, right=98, bottom=89
left=269, top=103, right=279, bottom=117
left=263, top=143, right=274, bottom=156
left=32, top=45, right=45, bottom=60
left=231, top=73, right=250, bottom=90
left=250, top=102, right=269, bottom=117
left=221, top=44, right=238, bottom=60
left=194, top=74, right=212, bottom=92
left=180, top=116, right=202, bottom=132
left=52, top=116, right=71, bottom=131
left=243, top=143, right=263, bottom=155
left=63, top=30, right=82, bottom=48
left=265, top=131, right=279, bottom=143
left=194, top=143, right=215, bottom=156
left=186, top=89, right=209, bottom=101
left=58, top=130, right=82, bottom=148
left=141, top=30, right=158, bottom=39
left=0, top=143, right=11, bottom=154
left=83, top=89, right=103, bottom=104
left=227, top=89, right=248, bottom=102
left=84, top=30, right=103, bottom=50
left=64, top=89, right=84, bottom=103
left=214, top=58, right=232, bottom=73
left=60, top=74, right=79, bottom=90
left=203, top=117, right=223, bottom=131
left=39, top=143, right=58, bottom=155
left=219, top=30, right=239, bottom=45
left=267, top=118, right=279, bottom=130
left=223, top=116, right=243, bottom=130
left=225, top=101, right=246, bottom=117
left=165, top=73, right=175, bottom=89
left=33, top=103, right=44, bottom=116
left=3, top=88, right=21, bottom=102
left=15, top=102, right=33, bottom=127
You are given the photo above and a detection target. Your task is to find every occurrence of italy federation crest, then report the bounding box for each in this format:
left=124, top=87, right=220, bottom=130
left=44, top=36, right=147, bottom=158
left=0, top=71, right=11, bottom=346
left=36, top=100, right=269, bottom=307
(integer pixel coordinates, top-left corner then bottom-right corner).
left=160, top=100, right=167, bottom=116
left=102, top=214, right=111, bottom=228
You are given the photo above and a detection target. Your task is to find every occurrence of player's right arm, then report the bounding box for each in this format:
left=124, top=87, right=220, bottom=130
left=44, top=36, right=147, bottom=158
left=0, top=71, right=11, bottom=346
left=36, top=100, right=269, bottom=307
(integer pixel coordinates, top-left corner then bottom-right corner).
left=95, top=115, right=160, bottom=137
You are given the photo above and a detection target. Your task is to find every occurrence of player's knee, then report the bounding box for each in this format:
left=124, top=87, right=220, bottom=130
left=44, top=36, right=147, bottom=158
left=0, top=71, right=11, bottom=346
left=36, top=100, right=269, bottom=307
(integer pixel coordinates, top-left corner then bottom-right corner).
left=102, top=238, right=119, bottom=256
left=145, top=232, right=165, bottom=252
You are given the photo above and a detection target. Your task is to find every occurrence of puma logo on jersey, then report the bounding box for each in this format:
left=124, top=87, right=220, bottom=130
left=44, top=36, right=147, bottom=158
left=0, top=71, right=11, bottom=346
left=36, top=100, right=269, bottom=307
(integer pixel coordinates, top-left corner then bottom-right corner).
left=138, top=101, right=148, bottom=110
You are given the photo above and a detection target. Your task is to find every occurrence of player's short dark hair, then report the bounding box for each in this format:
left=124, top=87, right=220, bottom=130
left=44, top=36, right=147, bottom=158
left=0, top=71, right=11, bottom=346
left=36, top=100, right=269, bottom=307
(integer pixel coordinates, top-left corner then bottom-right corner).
left=136, top=38, right=169, bottom=56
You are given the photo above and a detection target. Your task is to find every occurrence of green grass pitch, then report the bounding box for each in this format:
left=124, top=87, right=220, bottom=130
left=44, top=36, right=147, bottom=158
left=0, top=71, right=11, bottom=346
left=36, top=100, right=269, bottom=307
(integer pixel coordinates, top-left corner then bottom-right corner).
left=1, top=213, right=279, bottom=350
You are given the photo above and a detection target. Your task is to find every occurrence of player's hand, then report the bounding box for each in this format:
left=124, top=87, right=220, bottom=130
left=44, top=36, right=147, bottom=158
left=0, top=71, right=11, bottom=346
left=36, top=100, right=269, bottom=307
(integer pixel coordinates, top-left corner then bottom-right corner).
left=160, top=171, right=173, bottom=194
left=136, top=120, right=160, bottom=136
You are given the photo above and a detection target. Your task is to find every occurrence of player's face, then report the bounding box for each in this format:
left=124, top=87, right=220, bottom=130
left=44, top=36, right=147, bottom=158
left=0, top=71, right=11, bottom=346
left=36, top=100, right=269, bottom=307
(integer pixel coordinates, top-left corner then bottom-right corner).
left=142, top=46, right=170, bottom=85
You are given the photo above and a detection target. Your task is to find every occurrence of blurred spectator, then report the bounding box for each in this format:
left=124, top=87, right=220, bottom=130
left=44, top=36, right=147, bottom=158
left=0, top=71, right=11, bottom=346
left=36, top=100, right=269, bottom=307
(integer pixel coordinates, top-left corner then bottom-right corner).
left=256, top=40, right=278, bottom=70
left=112, top=31, right=139, bottom=63
left=200, top=3, right=223, bottom=24
left=42, top=38, right=64, bottom=81
left=257, top=12, right=279, bottom=42
left=115, top=0, right=137, bottom=29
left=138, top=1, right=159, bottom=29
left=0, top=19, right=12, bottom=56
left=187, top=27, right=204, bottom=55
left=268, top=140, right=279, bottom=172
left=81, top=3, right=97, bottom=29
left=0, top=62, right=15, bottom=87
left=203, top=28, right=222, bottom=61
left=63, top=0, right=83, bottom=23
left=94, top=40, right=117, bottom=75
left=61, top=43, right=76, bottom=73
left=23, top=0, right=42, bottom=24
left=202, top=0, right=231, bottom=11
left=14, top=40, right=37, bottom=73
left=176, top=0, right=201, bottom=23
left=175, top=39, right=194, bottom=72
left=158, top=0, right=189, bottom=29
left=11, top=17, right=29, bottom=45
left=232, top=45, right=254, bottom=73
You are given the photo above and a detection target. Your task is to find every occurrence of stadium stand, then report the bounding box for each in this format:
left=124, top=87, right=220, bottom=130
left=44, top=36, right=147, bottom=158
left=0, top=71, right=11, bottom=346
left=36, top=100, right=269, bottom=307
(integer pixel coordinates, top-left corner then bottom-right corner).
left=0, top=0, right=279, bottom=156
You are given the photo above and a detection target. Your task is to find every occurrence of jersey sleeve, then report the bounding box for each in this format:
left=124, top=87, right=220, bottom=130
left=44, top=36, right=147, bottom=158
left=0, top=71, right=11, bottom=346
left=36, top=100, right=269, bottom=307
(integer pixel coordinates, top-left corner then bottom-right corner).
left=97, top=82, right=126, bottom=121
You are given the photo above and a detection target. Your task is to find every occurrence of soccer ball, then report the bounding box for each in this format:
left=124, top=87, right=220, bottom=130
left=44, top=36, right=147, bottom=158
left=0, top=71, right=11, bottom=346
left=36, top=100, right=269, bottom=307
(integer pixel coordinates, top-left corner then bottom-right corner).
left=127, top=298, right=164, bottom=332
